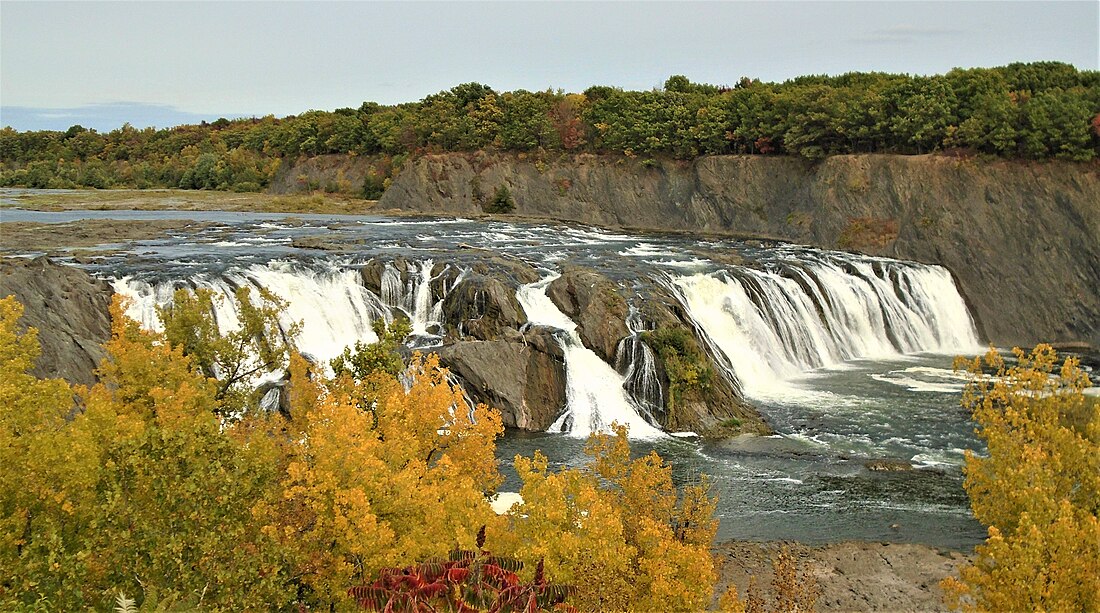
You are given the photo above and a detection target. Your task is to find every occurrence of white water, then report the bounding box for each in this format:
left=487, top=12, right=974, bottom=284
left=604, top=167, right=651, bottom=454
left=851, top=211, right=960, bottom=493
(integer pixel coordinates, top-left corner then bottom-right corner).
left=516, top=274, right=665, bottom=440
left=616, top=306, right=663, bottom=424
left=379, top=259, right=448, bottom=337
left=673, top=253, right=982, bottom=399
left=113, top=261, right=388, bottom=373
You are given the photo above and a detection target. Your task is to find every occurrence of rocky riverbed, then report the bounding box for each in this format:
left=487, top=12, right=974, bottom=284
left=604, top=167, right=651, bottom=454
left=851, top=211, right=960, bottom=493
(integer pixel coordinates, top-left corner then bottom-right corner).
left=715, top=540, right=971, bottom=612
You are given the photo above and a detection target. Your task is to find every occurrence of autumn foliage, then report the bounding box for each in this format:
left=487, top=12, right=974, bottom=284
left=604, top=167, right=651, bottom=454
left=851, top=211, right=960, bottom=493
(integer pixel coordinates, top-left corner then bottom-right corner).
left=349, top=527, right=577, bottom=613
left=0, top=292, right=720, bottom=611
left=942, top=345, right=1100, bottom=612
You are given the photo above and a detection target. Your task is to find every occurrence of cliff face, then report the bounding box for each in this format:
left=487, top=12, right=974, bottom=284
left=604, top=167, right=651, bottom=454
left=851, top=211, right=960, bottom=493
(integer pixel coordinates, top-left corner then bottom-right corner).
left=379, top=153, right=1100, bottom=347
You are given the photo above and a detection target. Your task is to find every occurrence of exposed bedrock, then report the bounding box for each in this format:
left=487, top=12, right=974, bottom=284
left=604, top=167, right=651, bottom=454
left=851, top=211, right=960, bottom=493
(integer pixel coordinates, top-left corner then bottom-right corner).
left=377, top=152, right=1100, bottom=348
left=546, top=266, right=630, bottom=363
left=0, top=257, right=113, bottom=386
left=440, top=273, right=528, bottom=342
left=438, top=328, right=567, bottom=431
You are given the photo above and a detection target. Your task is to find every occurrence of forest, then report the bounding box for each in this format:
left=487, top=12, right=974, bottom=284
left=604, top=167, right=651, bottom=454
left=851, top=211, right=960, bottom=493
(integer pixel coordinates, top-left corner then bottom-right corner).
left=1, top=62, right=1098, bottom=195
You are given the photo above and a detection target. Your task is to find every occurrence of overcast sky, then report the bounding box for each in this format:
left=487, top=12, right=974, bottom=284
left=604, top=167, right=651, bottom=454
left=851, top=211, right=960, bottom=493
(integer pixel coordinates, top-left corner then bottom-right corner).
left=2, top=1, right=1097, bottom=131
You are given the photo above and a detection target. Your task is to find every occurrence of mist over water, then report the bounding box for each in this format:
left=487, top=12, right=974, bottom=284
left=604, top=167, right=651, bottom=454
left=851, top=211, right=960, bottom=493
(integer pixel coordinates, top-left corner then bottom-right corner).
left=6, top=206, right=1001, bottom=548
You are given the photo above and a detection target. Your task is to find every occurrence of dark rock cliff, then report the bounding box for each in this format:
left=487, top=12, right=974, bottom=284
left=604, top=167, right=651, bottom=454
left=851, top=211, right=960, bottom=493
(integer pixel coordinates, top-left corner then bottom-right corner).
left=378, top=152, right=1100, bottom=348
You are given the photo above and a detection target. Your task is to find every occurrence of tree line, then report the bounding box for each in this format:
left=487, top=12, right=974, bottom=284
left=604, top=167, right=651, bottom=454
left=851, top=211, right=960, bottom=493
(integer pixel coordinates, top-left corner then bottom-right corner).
left=1, top=61, right=1098, bottom=194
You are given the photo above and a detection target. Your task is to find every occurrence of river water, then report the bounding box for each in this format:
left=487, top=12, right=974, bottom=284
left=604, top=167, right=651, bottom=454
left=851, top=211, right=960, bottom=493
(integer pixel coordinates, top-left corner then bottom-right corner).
left=1, top=205, right=1007, bottom=548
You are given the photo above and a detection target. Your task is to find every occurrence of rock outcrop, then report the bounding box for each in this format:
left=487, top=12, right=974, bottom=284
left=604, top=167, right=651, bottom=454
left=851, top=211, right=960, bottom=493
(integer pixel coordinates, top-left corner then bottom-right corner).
left=546, top=267, right=629, bottom=363
left=441, top=273, right=528, bottom=342
left=0, top=257, right=113, bottom=386
left=380, top=152, right=1100, bottom=348
left=637, top=286, right=771, bottom=437
left=438, top=329, right=567, bottom=431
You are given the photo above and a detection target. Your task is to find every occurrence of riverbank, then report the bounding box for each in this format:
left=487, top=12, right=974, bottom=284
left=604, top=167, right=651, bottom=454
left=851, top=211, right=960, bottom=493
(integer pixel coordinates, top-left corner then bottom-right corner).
left=715, top=540, right=971, bottom=612
left=0, top=187, right=376, bottom=215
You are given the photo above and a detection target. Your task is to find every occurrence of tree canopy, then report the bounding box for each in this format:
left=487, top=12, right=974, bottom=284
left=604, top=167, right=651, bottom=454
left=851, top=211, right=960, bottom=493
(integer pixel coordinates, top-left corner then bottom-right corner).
left=942, top=345, right=1100, bottom=612
left=0, top=292, right=724, bottom=611
left=2, top=63, right=1097, bottom=194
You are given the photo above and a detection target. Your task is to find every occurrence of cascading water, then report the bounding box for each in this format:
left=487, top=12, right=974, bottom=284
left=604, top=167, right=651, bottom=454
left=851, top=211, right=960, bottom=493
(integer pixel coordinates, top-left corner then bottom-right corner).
left=379, top=259, right=449, bottom=338
left=113, top=261, right=389, bottom=372
left=672, top=251, right=982, bottom=398
left=615, top=306, right=663, bottom=424
left=516, top=274, right=665, bottom=440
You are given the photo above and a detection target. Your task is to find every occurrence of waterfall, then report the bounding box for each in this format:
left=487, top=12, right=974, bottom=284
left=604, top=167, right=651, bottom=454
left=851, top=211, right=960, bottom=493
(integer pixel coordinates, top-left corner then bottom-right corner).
left=379, top=259, right=447, bottom=338
left=672, top=251, right=982, bottom=398
left=113, top=261, right=389, bottom=372
left=615, top=306, right=663, bottom=424
left=515, top=274, right=665, bottom=440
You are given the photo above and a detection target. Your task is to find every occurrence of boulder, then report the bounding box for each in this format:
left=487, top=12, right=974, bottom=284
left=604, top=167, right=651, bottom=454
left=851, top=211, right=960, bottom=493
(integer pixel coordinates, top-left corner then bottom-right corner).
left=0, top=257, right=113, bottom=386
left=429, top=261, right=464, bottom=303
left=439, top=332, right=566, bottom=431
left=441, top=273, right=527, bottom=341
left=546, top=267, right=629, bottom=363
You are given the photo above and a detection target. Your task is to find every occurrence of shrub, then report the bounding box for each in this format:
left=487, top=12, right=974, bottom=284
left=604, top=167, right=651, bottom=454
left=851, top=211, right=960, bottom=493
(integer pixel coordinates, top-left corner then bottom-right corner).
left=484, top=185, right=516, bottom=214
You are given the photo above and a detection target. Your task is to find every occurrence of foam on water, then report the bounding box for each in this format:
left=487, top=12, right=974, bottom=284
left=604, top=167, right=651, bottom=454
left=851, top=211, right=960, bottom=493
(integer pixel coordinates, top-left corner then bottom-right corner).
left=516, top=274, right=665, bottom=440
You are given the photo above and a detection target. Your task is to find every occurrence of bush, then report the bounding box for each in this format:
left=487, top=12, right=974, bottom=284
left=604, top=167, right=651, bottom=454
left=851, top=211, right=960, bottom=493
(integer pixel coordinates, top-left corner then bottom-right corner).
left=483, top=185, right=516, bottom=214
left=642, top=326, right=714, bottom=407
left=362, top=171, right=386, bottom=199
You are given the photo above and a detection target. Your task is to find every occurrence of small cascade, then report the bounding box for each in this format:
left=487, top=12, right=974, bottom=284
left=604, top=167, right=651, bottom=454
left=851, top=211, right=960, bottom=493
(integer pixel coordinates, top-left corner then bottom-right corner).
left=113, top=261, right=389, bottom=372
left=672, top=251, right=982, bottom=398
left=378, top=259, right=450, bottom=339
left=615, top=306, right=663, bottom=424
left=516, top=274, right=665, bottom=439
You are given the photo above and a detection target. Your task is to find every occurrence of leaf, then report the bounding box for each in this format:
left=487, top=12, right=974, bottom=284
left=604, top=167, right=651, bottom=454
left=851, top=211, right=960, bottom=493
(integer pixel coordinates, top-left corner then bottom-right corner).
left=446, top=567, right=471, bottom=584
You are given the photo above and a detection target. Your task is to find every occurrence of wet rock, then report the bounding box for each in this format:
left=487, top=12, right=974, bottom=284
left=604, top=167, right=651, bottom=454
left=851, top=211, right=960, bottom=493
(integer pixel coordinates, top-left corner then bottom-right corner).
left=468, top=253, right=541, bottom=285
left=864, top=459, right=915, bottom=472
left=429, top=261, right=464, bottom=303
left=439, top=337, right=566, bottom=431
left=359, top=256, right=410, bottom=296
left=0, top=257, right=113, bottom=386
left=291, top=235, right=360, bottom=251
left=441, top=273, right=528, bottom=341
left=546, top=266, right=629, bottom=363
left=636, top=285, right=771, bottom=438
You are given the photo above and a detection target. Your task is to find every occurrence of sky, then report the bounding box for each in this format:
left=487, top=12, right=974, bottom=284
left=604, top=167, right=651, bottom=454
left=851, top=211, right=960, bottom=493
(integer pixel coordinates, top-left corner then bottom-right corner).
left=2, top=1, right=1098, bottom=131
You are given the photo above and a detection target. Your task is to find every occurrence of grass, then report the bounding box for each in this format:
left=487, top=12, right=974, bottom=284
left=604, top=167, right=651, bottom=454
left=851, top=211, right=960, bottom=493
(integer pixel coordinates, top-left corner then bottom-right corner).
left=5, top=188, right=378, bottom=215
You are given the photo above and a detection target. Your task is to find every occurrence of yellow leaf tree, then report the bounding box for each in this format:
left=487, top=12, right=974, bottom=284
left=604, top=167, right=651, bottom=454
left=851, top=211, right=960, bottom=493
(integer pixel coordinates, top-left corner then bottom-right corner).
left=942, top=345, right=1100, bottom=612
left=495, top=424, right=719, bottom=612
left=256, top=351, right=504, bottom=606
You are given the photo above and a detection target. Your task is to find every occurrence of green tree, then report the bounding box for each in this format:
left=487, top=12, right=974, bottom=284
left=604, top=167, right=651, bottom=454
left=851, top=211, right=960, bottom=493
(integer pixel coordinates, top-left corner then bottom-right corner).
left=331, top=316, right=411, bottom=380
left=484, top=185, right=516, bottom=214
left=157, top=286, right=296, bottom=414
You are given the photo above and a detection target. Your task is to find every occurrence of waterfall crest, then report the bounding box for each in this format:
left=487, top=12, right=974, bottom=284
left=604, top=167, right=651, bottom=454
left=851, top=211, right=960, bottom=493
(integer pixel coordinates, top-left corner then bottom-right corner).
left=672, top=252, right=982, bottom=398
left=516, top=275, right=665, bottom=440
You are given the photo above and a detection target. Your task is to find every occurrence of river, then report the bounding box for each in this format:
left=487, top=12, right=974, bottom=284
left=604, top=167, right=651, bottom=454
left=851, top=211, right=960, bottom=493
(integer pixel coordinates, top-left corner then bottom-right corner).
left=1, top=206, right=1000, bottom=548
